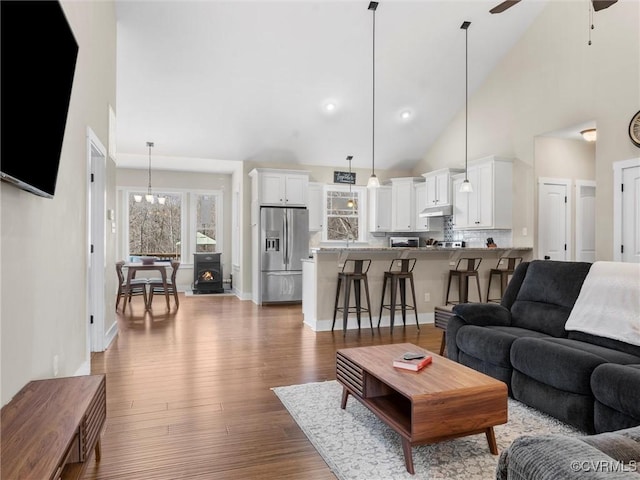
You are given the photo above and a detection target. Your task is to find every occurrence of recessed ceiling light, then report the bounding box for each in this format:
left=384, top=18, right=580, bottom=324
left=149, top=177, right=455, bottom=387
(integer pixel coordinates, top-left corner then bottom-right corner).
left=400, top=110, right=412, bottom=120
left=324, top=102, right=337, bottom=113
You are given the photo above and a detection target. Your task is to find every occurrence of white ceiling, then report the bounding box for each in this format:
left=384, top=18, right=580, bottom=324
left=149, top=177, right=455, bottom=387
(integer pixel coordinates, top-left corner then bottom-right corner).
left=115, top=0, right=549, bottom=171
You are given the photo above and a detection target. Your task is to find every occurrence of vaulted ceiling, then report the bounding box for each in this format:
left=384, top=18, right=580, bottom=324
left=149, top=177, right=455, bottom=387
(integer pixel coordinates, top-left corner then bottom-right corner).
left=115, top=0, right=549, bottom=172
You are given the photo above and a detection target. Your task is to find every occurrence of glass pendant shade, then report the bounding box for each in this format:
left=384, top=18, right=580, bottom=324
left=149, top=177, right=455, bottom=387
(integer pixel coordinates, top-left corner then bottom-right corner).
left=157, top=196, right=166, bottom=205
left=459, top=179, right=473, bottom=193
left=145, top=193, right=154, bottom=203
left=367, top=174, right=380, bottom=188
left=134, top=194, right=143, bottom=202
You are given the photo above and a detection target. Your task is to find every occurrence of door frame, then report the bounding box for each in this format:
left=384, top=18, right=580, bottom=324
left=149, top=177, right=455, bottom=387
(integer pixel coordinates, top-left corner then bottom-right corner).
left=537, top=177, right=572, bottom=261
left=575, top=180, right=596, bottom=263
left=86, top=127, right=107, bottom=353
left=613, top=158, right=640, bottom=261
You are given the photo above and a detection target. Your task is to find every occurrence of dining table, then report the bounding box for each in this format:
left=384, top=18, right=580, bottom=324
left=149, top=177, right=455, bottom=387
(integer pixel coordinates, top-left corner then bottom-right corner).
left=124, top=262, right=171, bottom=310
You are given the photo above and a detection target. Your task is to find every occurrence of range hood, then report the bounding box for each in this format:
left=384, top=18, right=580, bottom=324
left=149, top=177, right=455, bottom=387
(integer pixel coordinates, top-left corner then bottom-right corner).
left=419, top=204, right=453, bottom=218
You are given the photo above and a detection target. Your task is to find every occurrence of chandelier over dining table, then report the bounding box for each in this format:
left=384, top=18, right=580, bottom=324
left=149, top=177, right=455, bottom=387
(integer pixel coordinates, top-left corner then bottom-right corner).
left=134, top=141, right=165, bottom=204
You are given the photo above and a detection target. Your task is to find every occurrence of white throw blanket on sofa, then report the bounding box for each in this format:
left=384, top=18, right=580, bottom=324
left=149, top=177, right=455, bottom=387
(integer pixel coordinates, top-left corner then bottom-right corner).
left=565, top=261, right=640, bottom=346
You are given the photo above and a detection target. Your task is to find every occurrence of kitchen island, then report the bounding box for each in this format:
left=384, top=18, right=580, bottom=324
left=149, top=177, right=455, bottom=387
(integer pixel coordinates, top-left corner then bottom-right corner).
left=302, top=246, right=533, bottom=331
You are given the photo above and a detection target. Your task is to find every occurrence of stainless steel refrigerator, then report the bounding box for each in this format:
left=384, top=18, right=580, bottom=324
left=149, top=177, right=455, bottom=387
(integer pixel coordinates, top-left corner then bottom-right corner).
left=260, top=206, right=309, bottom=303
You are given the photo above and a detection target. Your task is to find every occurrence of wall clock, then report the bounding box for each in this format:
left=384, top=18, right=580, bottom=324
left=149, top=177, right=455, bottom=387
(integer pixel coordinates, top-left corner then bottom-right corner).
left=630, top=110, right=640, bottom=148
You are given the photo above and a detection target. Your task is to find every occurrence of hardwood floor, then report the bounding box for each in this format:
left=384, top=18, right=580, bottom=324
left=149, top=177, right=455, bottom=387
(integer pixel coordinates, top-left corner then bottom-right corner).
left=85, top=294, right=443, bottom=479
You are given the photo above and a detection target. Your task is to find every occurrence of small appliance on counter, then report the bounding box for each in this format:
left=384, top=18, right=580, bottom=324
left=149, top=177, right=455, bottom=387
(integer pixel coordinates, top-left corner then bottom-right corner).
left=437, top=241, right=466, bottom=248
left=389, top=237, right=420, bottom=248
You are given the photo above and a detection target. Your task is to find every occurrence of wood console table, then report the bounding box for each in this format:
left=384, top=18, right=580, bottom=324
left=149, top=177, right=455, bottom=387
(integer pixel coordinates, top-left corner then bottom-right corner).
left=1, top=375, right=106, bottom=480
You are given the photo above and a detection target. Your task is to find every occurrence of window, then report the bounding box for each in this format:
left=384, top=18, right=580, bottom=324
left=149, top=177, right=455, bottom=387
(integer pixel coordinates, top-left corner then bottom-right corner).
left=128, top=192, right=182, bottom=259
left=193, top=193, right=218, bottom=253
left=323, top=186, right=367, bottom=242
left=122, top=188, right=223, bottom=263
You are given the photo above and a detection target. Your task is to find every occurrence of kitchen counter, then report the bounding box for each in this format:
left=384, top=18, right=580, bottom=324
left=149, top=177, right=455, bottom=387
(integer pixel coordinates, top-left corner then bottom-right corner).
left=312, top=246, right=532, bottom=253
left=302, top=246, right=533, bottom=332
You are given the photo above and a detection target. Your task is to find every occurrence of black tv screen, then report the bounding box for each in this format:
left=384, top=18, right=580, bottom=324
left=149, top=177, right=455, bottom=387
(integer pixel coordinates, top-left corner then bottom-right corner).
left=1, top=0, right=79, bottom=198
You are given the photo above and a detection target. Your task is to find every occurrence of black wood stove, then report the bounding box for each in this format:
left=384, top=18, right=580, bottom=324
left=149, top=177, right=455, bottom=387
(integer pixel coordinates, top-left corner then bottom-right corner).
left=193, top=253, right=224, bottom=294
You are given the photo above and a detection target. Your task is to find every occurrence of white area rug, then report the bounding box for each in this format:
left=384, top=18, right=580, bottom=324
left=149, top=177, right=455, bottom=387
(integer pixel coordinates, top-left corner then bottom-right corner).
left=272, top=380, right=581, bottom=480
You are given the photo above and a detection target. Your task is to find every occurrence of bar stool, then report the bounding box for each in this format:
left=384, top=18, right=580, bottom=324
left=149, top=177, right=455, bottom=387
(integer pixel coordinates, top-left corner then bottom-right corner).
left=378, top=258, right=420, bottom=333
left=332, top=259, right=374, bottom=335
left=486, top=256, right=522, bottom=303
left=445, top=257, right=482, bottom=305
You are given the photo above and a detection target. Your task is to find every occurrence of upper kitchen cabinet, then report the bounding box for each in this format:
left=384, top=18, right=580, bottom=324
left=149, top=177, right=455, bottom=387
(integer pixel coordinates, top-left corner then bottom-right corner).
left=369, top=185, right=392, bottom=232
left=414, top=183, right=430, bottom=231
left=307, top=182, right=323, bottom=231
left=422, top=168, right=463, bottom=208
left=452, top=156, right=513, bottom=230
left=249, top=168, right=309, bottom=206
left=391, top=177, right=424, bottom=232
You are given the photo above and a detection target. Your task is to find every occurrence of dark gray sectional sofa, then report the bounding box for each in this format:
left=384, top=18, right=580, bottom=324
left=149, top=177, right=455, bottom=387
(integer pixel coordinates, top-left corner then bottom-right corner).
left=446, top=260, right=640, bottom=434
left=497, top=425, right=640, bottom=480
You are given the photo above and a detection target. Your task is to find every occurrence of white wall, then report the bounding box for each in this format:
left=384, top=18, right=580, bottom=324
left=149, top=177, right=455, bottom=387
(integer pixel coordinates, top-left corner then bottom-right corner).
left=412, top=0, right=640, bottom=259
left=535, top=137, right=596, bottom=181
left=534, top=136, right=596, bottom=258
left=1, top=1, right=117, bottom=405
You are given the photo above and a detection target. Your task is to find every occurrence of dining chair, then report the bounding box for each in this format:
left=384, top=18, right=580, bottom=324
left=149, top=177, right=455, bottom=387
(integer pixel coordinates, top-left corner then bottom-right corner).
left=148, top=260, right=180, bottom=309
left=115, top=261, right=148, bottom=311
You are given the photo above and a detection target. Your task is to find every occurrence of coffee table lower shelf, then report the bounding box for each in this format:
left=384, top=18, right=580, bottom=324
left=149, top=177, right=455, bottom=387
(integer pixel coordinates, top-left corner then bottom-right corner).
left=337, top=346, right=507, bottom=475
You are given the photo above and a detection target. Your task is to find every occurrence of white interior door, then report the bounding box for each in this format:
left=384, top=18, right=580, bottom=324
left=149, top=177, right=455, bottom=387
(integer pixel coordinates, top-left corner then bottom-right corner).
left=575, top=181, right=596, bottom=262
left=621, top=165, right=640, bottom=263
left=87, top=129, right=107, bottom=352
left=538, top=179, right=570, bottom=260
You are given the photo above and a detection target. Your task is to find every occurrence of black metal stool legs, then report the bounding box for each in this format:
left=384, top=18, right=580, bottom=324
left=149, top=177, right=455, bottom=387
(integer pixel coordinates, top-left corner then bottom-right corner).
left=363, top=276, right=374, bottom=334
left=342, top=277, right=352, bottom=335
left=332, top=276, right=342, bottom=331
left=409, top=274, right=420, bottom=330
left=378, top=258, right=419, bottom=333
left=332, top=259, right=373, bottom=335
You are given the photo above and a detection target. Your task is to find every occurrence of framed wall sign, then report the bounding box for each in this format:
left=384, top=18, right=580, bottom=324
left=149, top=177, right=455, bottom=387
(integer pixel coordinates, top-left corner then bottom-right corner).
left=334, top=171, right=356, bottom=184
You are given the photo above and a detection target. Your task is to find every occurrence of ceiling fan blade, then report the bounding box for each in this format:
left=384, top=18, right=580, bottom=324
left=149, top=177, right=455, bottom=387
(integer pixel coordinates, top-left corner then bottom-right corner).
left=490, top=0, right=522, bottom=14
left=592, top=0, right=617, bottom=11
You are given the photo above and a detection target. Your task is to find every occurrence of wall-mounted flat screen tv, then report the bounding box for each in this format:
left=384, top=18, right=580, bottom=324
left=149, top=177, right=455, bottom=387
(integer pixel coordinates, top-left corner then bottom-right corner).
left=1, top=0, right=79, bottom=198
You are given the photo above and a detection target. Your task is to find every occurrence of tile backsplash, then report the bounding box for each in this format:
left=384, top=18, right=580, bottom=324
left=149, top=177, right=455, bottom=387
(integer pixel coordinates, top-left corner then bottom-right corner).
left=453, top=228, right=513, bottom=248
left=310, top=215, right=513, bottom=248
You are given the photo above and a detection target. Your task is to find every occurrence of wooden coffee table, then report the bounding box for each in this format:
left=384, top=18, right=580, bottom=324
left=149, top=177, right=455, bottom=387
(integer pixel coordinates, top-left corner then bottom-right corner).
left=336, top=343, right=507, bottom=474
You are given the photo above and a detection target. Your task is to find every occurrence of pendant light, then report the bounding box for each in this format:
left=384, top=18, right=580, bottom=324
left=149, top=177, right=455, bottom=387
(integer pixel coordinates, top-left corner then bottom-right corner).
left=346, top=155, right=355, bottom=208
left=367, top=1, right=380, bottom=189
left=459, top=21, right=473, bottom=194
left=138, top=141, right=166, bottom=205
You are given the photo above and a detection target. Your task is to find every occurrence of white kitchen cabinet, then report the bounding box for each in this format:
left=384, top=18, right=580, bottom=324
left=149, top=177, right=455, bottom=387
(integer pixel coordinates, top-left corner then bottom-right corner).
left=414, top=183, right=430, bottom=231
left=307, top=182, right=323, bottom=231
left=422, top=168, right=463, bottom=208
left=452, top=156, right=513, bottom=230
left=368, top=186, right=392, bottom=232
left=391, top=177, right=423, bottom=232
left=249, top=168, right=309, bottom=206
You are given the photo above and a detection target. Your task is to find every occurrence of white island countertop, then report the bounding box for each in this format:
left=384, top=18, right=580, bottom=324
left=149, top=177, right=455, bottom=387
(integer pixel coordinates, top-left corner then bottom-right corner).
left=311, top=246, right=533, bottom=254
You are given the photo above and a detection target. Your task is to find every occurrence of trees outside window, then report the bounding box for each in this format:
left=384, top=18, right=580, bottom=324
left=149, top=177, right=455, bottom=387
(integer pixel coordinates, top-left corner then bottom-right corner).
left=128, top=192, right=182, bottom=259
left=195, top=194, right=217, bottom=253
left=123, top=188, right=223, bottom=263
left=323, top=186, right=366, bottom=242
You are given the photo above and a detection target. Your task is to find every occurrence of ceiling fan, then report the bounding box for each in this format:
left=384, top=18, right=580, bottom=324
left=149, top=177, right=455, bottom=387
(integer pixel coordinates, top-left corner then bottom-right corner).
left=490, top=0, right=617, bottom=14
